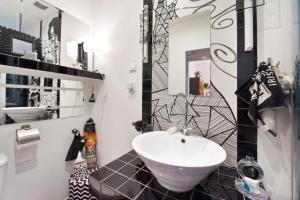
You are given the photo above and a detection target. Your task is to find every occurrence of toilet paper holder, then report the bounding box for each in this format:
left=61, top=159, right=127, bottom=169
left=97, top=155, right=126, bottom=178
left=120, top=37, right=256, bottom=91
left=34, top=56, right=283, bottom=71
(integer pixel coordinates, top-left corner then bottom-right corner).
left=16, top=125, right=40, bottom=145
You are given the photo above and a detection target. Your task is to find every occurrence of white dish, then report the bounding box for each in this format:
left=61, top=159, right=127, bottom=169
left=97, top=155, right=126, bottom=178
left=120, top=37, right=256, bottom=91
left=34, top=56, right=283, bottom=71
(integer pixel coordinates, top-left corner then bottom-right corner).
left=2, top=107, right=46, bottom=122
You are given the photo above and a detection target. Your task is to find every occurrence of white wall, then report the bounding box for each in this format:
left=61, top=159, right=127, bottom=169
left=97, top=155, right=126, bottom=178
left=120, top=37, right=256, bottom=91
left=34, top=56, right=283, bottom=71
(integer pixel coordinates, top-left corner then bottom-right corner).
left=91, top=0, right=143, bottom=166
left=0, top=117, right=88, bottom=200
left=257, top=0, right=299, bottom=199
left=0, top=0, right=96, bottom=200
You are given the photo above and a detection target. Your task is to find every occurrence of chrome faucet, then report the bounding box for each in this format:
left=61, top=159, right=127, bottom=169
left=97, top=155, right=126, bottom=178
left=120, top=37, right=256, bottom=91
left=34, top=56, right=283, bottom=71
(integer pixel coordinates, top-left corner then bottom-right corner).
left=179, top=127, right=192, bottom=136
left=174, top=93, right=192, bottom=136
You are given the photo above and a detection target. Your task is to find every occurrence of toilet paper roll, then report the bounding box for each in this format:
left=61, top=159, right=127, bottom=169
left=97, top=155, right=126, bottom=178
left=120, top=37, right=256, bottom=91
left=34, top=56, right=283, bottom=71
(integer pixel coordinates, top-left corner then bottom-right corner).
left=16, top=128, right=40, bottom=148
left=15, top=141, right=39, bottom=151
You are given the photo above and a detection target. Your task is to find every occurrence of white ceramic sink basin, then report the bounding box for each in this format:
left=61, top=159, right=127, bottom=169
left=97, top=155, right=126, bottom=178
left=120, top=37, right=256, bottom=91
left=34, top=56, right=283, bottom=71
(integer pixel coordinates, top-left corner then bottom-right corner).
left=132, top=131, right=227, bottom=192
left=2, top=107, right=46, bottom=123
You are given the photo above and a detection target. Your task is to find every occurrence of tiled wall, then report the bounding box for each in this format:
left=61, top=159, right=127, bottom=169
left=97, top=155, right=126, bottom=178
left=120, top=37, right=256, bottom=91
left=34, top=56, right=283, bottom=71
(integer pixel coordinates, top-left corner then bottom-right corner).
left=90, top=150, right=248, bottom=200
left=142, top=0, right=154, bottom=125
left=142, top=0, right=258, bottom=166
left=236, top=1, right=258, bottom=161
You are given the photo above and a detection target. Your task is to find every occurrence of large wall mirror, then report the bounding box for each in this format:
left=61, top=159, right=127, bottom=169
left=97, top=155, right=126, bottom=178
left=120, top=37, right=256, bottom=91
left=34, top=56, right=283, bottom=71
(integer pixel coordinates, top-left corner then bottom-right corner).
left=0, top=0, right=94, bottom=125
left=168, top=10, right=211, bottom=96
left=0, top=74, right=84, bottom=125
left=0, top=0, right=92, bottom=68
left=0, top=0, right=60, bottom=63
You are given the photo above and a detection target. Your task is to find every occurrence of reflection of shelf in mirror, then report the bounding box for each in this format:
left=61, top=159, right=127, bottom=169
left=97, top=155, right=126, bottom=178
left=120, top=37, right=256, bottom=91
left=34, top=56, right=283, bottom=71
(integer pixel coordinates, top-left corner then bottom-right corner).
left=0, top=84, right=84, bottom=92
left=0, top=53, right=104, bottom=80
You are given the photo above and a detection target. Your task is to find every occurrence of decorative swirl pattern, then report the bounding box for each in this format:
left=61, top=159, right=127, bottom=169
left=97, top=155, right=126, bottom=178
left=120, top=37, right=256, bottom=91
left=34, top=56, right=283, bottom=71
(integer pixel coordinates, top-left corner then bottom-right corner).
left=183, top=0, right=216, bottom=15
left=183, top=1, right=236, bottom=30
left=211, top=43, right=237, bottom=78
left=211, top=4, right=236, bottom=30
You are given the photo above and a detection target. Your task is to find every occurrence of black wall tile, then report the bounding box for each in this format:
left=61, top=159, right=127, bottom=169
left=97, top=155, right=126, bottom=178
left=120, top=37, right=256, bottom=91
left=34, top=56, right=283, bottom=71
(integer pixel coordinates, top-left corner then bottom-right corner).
left=0, top=54, right=18, bottom=66
left=219, top=174, right=236, bottom=189
left=143, top=68, right=152, bottom=80
left=167, top=190, right=193, bottom=200
left=191, top=190, right=219, bottom=200
left=91, top=167, right=114, bottom=182
left=117, top=179, right=145, bottom=199
left=103, top=173, right=128, bottom=189
left=237, top=125, right=257, bottom=144
left=136, top=188, right=164, bottom=200
left=118, top=153, right=136, bottom=163
left=118, top=164, right=140, bottom=178
left=237, top=142, right=257, bottom=161
left=142, top=0, right=153, bottom=125
left=142, top=91, right=152, bottom=102
left=131, top=169, right=153, bottom=185
left=147, top=179, right=168, bottom=194
left=130, top=158, right=145, bottom=169
left=106, top=160, right=126, bottom=171
left=90, top=153, right=248, bottom=200
left=236, top=0, right=258, bottom=162
left=142, top=79, right=152, bottom=92
left=237, top=108, right=256, bottom=126
left=219, top=166, right=239, bottom=178
left=143, top=104, right=152, bottom=118
left=238, top=99, right=250, bottom=109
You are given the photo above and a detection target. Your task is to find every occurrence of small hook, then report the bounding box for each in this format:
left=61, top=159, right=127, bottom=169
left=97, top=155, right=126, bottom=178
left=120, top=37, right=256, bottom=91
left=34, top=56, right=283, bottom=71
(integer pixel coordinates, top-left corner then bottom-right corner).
left=72, top=129, right=80, bottom=136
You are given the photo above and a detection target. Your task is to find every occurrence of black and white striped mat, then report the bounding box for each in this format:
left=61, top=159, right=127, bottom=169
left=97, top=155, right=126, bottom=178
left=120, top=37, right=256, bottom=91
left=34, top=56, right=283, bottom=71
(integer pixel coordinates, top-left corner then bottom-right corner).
left=69, top=167, right=100, bottom=200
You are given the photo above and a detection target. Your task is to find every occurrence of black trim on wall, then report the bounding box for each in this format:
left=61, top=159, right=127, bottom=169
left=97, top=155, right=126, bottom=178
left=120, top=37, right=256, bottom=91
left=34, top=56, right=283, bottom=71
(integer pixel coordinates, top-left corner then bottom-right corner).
left=142, top=0, right=153, bottom=126
left=236, top=1, right=258, bottom=161
left=0, top=53, right=104, bottom=80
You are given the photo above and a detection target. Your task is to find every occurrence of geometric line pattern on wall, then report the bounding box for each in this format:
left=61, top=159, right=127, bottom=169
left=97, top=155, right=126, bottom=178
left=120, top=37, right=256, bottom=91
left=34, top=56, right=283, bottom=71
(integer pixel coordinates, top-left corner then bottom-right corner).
left=151, top=84, right=237, bottom=167
left=152, top=60, right=168, bottom=93
left=151, top=0, right=238, bottom=167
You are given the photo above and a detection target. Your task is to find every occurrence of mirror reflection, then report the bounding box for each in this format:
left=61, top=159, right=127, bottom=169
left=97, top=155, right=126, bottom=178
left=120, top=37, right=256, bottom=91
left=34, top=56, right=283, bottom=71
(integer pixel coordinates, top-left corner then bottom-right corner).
left=0, top=0, right=92, bottom=69
left=168, top=10, right=211, bottom=96
left=0, top=0, right=94, bottom=126
left=0, top=0, right=61, bottom=63
left=186, top=48, right=211, bottom=96
left=0, top=73, right=84, bottom=125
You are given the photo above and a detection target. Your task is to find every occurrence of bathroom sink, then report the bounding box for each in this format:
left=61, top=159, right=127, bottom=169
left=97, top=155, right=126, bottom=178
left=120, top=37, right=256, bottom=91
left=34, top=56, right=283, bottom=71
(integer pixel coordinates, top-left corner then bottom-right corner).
left=132, top=131, right=227, bottom=192
left=2, top=107, right=46, bottom=123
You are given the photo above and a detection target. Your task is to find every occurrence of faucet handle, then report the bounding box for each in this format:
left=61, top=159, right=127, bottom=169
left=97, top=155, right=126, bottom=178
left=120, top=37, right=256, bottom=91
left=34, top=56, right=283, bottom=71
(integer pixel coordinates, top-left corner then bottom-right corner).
left=180, top=127, right=193, bottom=136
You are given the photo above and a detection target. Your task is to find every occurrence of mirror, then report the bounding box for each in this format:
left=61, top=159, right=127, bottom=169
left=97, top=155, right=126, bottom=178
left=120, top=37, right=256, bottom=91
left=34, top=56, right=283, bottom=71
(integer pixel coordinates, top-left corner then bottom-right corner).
left=0, top=0, right=60, bottom=63
left=0, top=0, right=92, bottom=69
left=0, top=73, right=84, bottom=125
left=168, top=10, right=211, bottom=96
left=0, top=0, right=94, bottom=125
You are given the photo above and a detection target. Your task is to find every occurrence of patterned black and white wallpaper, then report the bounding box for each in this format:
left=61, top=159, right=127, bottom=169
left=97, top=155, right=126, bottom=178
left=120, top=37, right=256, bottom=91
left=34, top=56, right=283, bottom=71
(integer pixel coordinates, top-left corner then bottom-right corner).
left=144, top=0, right=240, bottom=167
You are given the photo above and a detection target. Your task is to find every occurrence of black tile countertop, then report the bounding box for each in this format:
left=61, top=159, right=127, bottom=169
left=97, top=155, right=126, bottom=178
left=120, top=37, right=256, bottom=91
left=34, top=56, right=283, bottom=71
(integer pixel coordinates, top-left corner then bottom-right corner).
left=89, top=150, right=249, bottom=200
left=0, top=53, right=104, bottom=80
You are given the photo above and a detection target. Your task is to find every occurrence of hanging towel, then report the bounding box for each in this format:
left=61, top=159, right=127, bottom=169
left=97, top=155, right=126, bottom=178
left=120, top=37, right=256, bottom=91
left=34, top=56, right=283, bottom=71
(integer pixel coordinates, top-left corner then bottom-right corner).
left=65, top=131, right=86, bottom=161
left=235, top=61, right=287, bottom=136
left=83, top=118, right=97, bottom=169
